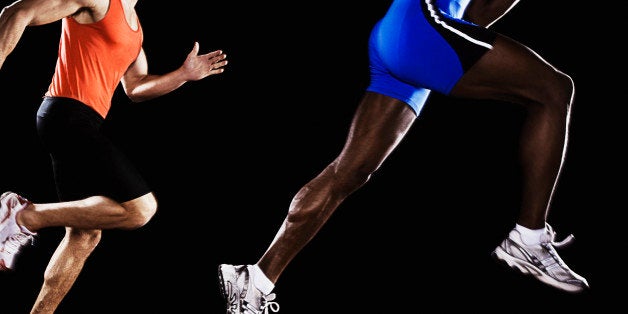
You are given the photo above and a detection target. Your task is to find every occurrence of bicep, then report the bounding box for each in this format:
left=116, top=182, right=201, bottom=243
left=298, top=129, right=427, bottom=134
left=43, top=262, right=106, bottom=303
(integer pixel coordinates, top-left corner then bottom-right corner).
left=120, top=48, right=148, bottom=92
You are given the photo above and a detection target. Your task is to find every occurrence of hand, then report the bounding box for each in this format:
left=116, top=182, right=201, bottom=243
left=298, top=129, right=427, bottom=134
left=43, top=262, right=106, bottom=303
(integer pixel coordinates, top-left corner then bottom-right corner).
left=181, top=41, right=228, bottom=81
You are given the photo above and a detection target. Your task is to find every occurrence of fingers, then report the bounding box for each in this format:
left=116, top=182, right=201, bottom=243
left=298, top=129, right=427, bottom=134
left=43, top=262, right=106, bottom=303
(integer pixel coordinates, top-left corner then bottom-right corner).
left=200, top=48, right=225, bottom=58
left=208, top=57, right=228, bottom=74
left=206, top=50, right=228, bottom=73
left=211, top=61, right=228, bottom=74
left=187, top=42, right=228, bottom=77
left=192, top=42, right=227, bottom=65
left=190, top=41, right=200, bottom=56
left=209, top=51, right=227, bottom=64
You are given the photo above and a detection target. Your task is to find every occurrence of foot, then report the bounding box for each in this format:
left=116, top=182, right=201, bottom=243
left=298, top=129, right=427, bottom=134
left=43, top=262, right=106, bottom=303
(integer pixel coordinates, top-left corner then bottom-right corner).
left=493, top=224, right=589, bottom=293
left=0, top=192, right=35, bottom=270
left=1, top=191, right=31, bottom=242
left=218, top=264, right=280, bottom=314
left=0, top=232, right=34, bottom=270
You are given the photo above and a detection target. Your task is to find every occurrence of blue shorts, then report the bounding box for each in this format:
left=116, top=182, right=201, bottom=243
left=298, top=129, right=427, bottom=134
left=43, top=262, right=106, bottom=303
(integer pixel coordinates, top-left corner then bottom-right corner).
left=366, top=0, right=497, bottom=115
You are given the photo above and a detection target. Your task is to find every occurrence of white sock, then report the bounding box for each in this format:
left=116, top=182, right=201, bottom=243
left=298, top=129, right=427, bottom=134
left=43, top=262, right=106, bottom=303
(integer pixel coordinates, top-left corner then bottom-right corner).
left=515, top=224, right=546, bottom=245
left=249, top=264, right=274, bottom=295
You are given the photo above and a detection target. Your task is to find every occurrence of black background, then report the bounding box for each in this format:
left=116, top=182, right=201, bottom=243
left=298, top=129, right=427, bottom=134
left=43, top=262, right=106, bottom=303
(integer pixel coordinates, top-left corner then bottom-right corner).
left=1, top=0, right=624, bottom=313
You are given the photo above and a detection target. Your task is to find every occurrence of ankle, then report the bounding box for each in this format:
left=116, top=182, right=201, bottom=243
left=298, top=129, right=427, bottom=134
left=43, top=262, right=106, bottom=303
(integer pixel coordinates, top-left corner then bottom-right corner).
left=16, top=207, right=37, bottom=235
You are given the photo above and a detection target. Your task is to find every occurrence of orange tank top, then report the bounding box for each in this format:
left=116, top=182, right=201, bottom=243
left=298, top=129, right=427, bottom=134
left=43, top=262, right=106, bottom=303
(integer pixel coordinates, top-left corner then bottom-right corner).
left=45, top=0, right=143, bottom=118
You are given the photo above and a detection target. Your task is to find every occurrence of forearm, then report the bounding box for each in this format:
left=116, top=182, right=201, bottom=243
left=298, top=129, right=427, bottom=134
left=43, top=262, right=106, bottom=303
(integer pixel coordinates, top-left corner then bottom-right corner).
left=122, top=43, right=227, bottom=102
left=124, top=68, right=189, bottom=103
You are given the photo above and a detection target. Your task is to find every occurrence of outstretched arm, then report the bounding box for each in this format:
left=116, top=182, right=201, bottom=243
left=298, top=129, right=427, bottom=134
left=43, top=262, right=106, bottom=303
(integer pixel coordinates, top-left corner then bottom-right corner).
left=0, top=0, right=91, bottom=69
left=120, top=41, right=228, bottom=102
left=463, top=0, right=521, bottom=27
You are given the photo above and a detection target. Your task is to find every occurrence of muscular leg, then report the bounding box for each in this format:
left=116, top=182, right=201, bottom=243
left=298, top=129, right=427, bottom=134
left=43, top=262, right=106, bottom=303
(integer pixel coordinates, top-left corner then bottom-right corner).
left=449, top=35, right=574, bottom=229
left=17, top=193, right=157, bottom=232
left=22, top=194, right=157, bottom=314
left=30, top=228, right=101, bottom=314
left=218, top=4, right=582, bottom=308
left=257, top=93, right=416, bottom=283
left=253, top=1, right=532, bottom=285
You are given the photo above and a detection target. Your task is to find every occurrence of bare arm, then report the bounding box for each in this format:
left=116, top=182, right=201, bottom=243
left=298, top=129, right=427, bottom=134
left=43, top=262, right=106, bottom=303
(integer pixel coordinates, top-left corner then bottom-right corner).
left=0, top=0, right=95, bottom=69
left=463, top=0, right=521, bottom=28
left=120, top=41, right=228, bottom=103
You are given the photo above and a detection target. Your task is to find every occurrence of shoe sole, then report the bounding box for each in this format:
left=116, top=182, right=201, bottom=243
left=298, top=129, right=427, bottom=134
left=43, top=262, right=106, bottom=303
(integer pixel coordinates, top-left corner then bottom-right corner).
left=492, top=246, right=584, bottom=293
left=0, top=192, right=14, bottom=224
left=217, top=264, right=228, bottom=301
left=0, top=192, right=18, bottom=246
left=0, top=248, right=12, bottom=271
left=218, top=264, right=241, bottom=314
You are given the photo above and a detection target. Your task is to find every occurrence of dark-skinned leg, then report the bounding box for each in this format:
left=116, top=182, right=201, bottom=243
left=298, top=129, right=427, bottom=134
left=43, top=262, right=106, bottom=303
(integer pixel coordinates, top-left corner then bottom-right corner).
left=218, top=93, right=416, bottom=313
left=449, top=35, right=574, bottom=229
left=257, top=93, right=417, bottom=283
left=449, top=35, right=587, bottom=292
left=464, top=1, right=573, bottom=229
left=243, top=0, right=532, bottom=289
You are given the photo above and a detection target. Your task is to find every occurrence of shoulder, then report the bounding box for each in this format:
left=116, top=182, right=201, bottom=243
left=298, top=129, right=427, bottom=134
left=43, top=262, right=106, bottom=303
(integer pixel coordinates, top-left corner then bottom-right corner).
left=4, top=0, right=110, bottom=26
left=69, top=0, right=110, bottom=23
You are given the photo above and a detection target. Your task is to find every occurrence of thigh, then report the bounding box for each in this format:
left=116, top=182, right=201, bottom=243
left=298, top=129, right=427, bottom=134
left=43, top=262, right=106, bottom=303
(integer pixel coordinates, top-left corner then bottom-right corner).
left=36, top=97, right=151, bottom=203
left=336, top=92, right=417, bottom=172
left=449, top=35, right=570, bottom=105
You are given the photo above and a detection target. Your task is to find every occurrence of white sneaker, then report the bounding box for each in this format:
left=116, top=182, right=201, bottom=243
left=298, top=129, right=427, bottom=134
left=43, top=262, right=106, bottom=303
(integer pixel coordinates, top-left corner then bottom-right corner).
left=218, top=264, right=280, bottom=314
left=493, top=223, right=589, bottom=292
left=0, top=191, right=34, bottom=270
left=0, top=191, right=31, bottom=243
left=0, top=232, right=34, bottom=270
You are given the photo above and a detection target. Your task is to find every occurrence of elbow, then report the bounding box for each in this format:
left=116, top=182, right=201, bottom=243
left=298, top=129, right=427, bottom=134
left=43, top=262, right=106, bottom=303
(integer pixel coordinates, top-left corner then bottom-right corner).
left=2, top=3, right=34, bottom=24
left=125, top=87, right=151, bottom=103
left=126, top=93, right=145, bottom=103
left=123, top=79, right=154, bottom=103
left=1, top=2, right=17, bottom=16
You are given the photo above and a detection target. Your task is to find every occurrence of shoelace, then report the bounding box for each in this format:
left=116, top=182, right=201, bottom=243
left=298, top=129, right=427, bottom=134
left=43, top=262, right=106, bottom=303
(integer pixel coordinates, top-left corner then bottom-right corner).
left=544, top=224, right=575, bottom=248
left=259, top=293, right=280, bottom=314
left=2, top=232, right=33, bottom=254
left=244, top=293, right=280, bottom=314
left=540, top=227, right=575, bottom=268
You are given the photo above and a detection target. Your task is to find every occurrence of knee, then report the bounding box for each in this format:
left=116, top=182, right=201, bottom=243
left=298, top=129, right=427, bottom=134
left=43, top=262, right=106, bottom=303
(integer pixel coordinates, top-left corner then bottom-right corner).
left=330, top=159, right=376, bottom=194
left=345, top=168, right=374, bottom=191
left=42, top=229, right=101, bottom=283
left=554, top=72, right=574, bottom=112
left=287, top=161, right=374, bottom=220
left=125, top=194, right=158, bottom=229
left=537, top=71, right=574, bottom=115
left=66, top=228, right=102, bottom=252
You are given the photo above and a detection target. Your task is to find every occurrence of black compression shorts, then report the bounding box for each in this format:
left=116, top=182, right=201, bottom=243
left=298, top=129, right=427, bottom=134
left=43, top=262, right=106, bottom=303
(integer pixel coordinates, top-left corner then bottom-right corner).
left=36, top=96, right=151, bottom=203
